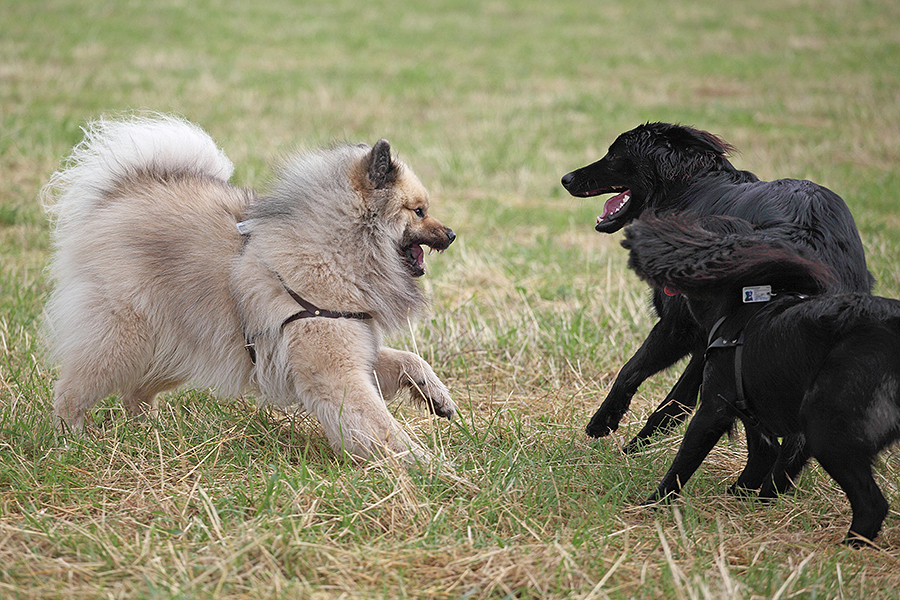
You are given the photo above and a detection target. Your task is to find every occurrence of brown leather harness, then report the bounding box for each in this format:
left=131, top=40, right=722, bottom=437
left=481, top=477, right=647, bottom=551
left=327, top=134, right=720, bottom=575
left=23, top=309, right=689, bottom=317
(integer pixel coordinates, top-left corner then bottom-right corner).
left=238, top=221, right=372, bottom=364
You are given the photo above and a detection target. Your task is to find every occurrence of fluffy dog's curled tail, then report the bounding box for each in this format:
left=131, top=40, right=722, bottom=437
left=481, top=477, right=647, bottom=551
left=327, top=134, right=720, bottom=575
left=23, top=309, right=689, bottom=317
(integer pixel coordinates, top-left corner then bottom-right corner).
left=622, top=214, right=836, bottom=297
left=42, top=114, right=234, bottom=236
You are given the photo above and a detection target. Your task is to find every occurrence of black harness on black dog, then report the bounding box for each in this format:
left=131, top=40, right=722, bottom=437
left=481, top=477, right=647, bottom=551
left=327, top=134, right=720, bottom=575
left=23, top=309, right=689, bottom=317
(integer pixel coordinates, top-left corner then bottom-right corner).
left=705, top=314, right=758, bottom=427
left=704, top=287, right=808, bottom=429
left=237, top=220, right=373, bottom=364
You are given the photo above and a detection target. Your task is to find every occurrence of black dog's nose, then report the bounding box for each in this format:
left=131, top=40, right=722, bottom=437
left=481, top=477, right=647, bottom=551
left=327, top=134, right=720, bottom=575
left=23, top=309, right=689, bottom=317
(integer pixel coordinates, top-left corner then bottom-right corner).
left=446, top=229, right=456, bottom=244
left=561, top=172, right=574, bottom=188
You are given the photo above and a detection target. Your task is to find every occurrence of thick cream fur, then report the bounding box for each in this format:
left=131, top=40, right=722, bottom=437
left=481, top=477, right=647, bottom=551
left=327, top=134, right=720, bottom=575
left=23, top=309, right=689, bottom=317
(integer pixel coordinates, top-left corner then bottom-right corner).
left=43, top=114, right=455, bottom=461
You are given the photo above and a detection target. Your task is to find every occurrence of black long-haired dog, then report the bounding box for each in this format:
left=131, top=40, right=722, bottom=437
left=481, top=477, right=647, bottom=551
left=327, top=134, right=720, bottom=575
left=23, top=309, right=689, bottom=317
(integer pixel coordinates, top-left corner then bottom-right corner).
left=623, top=214, right=899, bottom=546
left=561, top=123, right=873, bottom=451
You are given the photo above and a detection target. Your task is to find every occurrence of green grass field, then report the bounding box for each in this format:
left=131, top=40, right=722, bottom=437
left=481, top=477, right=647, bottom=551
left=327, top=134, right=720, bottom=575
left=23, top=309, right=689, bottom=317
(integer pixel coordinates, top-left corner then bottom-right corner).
left=3, top=0, right=900, bottom=597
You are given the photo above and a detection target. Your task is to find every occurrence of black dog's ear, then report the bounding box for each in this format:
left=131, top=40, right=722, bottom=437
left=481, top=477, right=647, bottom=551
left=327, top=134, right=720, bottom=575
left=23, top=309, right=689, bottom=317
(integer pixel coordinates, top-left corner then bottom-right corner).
left=652, top=124, right=736, bottom=182
left=367, top=139, right=398, bottom=189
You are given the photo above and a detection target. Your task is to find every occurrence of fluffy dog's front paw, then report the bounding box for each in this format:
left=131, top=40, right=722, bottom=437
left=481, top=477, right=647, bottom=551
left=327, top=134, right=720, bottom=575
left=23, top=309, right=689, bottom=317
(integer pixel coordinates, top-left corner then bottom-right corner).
left=374, top=348, right=457, bottom=419
left=406, top=373, right=456, bottom=420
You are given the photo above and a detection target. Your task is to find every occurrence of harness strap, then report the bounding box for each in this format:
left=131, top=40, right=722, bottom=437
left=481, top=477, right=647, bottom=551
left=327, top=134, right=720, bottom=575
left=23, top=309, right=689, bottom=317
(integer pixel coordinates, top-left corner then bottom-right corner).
left=279, top=283, right=373, bottom=328
left=705, top=317, right=759, bottom=427
left=732, top=332, right=751, bottom=420
left=244, top=276, right=373, bottom=364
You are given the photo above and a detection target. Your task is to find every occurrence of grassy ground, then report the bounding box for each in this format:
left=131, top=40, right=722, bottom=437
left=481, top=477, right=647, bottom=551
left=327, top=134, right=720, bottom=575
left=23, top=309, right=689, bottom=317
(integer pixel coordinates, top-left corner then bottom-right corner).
left=2, top=0, right=900, bottom=597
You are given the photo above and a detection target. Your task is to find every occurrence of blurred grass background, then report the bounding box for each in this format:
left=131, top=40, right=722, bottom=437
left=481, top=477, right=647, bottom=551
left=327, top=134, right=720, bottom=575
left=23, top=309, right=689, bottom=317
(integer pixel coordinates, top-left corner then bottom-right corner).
left=2, top=0, right=900, bottom=598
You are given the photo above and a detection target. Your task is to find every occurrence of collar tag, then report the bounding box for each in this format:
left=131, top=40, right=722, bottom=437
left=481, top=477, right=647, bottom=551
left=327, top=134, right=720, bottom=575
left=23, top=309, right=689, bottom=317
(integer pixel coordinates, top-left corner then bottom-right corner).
left=742, top=285, right=772, bottom=303
left=236, top=220, right=252, bottom=236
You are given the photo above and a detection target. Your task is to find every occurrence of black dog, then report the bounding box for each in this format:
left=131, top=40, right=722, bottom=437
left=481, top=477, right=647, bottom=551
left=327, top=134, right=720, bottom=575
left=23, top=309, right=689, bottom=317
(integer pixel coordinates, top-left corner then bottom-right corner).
left=623, top=214, right=899, bottom=546
left=561, top=122, right=872, bottom=451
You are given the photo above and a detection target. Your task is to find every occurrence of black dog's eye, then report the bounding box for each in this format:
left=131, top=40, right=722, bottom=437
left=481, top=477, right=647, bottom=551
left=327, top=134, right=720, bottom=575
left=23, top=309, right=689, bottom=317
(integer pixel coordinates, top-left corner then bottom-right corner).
left=413, top=208, right=425, bottom=218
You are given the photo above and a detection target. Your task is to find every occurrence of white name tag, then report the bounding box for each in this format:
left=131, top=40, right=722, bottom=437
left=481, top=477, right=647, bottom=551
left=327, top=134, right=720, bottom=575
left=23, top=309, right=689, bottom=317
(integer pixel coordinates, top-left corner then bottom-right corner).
left=742, top=285, right=772, bottom=303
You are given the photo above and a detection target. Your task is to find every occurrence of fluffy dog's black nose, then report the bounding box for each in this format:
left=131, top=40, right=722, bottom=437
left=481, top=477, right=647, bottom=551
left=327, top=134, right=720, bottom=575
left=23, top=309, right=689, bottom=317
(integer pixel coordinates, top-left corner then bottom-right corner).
left=446, top=229, right=456, bottom=244
left=561, top=172, right=574, bottom=188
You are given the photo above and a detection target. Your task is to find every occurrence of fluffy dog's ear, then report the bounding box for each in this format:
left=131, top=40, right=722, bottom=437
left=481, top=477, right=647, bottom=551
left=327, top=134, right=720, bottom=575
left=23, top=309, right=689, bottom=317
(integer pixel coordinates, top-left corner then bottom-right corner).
left=367, top=139, right=398, bottom=189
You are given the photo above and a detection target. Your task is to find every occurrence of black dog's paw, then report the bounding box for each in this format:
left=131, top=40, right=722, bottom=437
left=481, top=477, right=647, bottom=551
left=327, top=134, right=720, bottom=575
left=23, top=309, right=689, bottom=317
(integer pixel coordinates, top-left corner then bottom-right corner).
left=585, top=407, right=622, bottom=438
left=727, top=483, right=764, bottom=499
left=621, top=434, right=651, bottom=454
left=641, top=490, right=679, bottom=507
left=758, top=478, right=796, bottom=502
left=755, top=488, right=780, bottom=504
left=843, top=533, right=877, bottom=549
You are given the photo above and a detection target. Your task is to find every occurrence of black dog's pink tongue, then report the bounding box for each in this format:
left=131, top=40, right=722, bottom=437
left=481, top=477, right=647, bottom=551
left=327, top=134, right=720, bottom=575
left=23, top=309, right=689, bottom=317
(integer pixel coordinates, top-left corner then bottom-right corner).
left=599, top=189, right=631, bottom=222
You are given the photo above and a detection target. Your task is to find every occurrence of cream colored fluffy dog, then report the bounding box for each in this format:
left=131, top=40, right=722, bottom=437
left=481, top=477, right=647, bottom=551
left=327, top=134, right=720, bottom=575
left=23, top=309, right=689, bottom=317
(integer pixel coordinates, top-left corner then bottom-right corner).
left=43, top=114, right=457, bottom=461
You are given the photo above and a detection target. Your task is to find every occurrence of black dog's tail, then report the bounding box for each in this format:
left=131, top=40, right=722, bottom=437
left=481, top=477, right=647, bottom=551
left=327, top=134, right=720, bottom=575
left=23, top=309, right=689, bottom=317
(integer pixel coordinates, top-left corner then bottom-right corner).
left=622, top=214, right=836, bottom=297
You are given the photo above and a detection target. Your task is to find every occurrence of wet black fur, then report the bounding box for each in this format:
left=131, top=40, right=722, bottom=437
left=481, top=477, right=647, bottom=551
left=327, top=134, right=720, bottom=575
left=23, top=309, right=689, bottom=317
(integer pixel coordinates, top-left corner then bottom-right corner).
left=624, top=214, right=900, bottom=546
left=560, top=122, right=872, bottom=451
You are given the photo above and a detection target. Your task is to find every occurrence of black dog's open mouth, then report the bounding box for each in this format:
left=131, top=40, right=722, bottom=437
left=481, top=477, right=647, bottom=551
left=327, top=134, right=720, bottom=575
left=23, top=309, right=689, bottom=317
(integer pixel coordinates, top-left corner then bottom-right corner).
left=403, top=243, right=442, bottom=277
left=587, top=186, right=631, bottom=231
left=597, top=187, right=631, bottom=225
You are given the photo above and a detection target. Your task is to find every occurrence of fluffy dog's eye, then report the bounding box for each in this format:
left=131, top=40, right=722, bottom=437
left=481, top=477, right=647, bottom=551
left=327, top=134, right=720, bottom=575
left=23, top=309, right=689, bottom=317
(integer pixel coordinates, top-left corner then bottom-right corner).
left=413, top=208, right=425, bottom=218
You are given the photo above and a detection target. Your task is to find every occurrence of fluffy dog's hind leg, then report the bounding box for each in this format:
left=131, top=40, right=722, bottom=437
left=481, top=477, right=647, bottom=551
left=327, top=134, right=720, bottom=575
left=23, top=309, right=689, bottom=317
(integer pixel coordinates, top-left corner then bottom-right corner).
left=51, top=307, right=154, bottom=433
left=374, top=347, right=456, bottom=419
left=121, top=387, right=162, bottom=422
left=54, top=373, right=158, bottom=433
left=53, top=377, right=103, bottom=433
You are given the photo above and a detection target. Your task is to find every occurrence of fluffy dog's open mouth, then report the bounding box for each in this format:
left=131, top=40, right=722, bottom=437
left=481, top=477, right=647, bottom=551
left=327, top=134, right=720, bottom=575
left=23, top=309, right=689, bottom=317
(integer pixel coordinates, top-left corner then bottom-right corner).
left=403, top=243, right=433, bottom=277
left=400, top=228, right=453, bottom=277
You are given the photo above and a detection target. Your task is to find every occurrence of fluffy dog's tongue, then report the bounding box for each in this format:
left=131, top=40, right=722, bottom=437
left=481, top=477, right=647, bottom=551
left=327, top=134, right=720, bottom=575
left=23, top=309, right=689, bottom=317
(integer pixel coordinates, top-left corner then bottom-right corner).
left=410, top=244, right=425, bottom=268
left=597, top=190, right=631, bottom=224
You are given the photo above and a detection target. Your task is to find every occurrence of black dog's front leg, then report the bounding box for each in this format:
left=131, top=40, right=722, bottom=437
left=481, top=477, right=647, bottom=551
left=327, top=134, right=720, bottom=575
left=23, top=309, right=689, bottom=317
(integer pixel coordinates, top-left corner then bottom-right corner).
left=622, top=352, right=704, bottom=453
left=728, top=427, right=781, bottom=495
left=759, top=434, right=810, bottom=500
left=644, top=401, right=734, bottom=504
left=587, top=296, right=699, bottom=439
